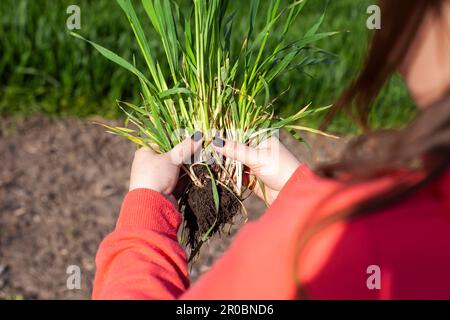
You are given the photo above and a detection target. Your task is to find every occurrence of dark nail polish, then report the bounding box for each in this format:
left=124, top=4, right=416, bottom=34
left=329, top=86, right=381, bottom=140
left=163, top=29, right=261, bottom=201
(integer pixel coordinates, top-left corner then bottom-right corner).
left=191, top=131, right=203, bottom=142
left=213, top=135, right=225, bottom=148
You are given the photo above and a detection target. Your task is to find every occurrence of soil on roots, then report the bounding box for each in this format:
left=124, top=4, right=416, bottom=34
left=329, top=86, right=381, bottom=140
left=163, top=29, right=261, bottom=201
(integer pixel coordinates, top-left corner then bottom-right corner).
left=182, top=166, right=241, bottom=254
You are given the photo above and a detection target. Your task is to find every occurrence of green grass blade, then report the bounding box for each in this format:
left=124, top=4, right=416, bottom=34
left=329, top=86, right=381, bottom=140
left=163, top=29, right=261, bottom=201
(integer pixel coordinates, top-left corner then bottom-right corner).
left=116, top=0, right=163, bottom=89
left=285, top=125, right=339, bottom=138
left=70, top=32, right=156, bottom=91
left=142, top=0, right=179, bottom=79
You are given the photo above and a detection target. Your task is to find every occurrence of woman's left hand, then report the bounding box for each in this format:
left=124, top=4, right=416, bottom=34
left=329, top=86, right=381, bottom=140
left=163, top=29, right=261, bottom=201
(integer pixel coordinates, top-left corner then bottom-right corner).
left=129, top=133, right=203, bottom=204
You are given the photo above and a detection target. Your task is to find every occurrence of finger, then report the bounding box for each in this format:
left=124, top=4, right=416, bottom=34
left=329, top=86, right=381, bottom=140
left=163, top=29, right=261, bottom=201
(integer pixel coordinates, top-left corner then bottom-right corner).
left=257, top=135, right=281, bottom=149
left=165, top=132, right=204, bottom=166
left=212, top=138, right=260, bottom=168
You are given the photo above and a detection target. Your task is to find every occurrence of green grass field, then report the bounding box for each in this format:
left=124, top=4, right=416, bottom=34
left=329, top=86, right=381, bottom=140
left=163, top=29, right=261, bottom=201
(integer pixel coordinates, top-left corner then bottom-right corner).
left=0, top=0, right=416, bottom=133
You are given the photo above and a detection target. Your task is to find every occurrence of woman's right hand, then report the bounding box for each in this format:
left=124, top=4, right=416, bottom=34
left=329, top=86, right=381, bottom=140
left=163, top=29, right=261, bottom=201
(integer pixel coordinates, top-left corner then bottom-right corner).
left=213, top=136, right=300, bottom=204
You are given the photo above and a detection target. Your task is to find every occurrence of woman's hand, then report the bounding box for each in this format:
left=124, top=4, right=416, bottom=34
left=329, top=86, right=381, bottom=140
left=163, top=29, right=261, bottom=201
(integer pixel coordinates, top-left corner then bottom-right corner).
left=213, top=135, right=300, bottom=204
left=129, top=132, right=203, bottom=204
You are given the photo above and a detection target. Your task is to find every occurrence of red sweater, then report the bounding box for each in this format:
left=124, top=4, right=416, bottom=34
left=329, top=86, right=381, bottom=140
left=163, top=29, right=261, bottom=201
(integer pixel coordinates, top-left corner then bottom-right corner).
left=92, top=164, right=450, bottom=299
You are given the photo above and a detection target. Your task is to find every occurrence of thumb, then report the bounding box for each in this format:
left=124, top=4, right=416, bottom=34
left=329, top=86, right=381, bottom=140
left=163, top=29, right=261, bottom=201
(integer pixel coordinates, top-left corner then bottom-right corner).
left=165, top=132, right=204, bottom=166
left=213, top=138, right=260, bottom=168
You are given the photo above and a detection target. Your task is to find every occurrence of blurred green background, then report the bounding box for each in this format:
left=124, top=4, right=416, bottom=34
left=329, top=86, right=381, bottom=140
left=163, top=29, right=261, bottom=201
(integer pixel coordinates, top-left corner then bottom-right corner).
left=0, top=0, right=416, bottom=133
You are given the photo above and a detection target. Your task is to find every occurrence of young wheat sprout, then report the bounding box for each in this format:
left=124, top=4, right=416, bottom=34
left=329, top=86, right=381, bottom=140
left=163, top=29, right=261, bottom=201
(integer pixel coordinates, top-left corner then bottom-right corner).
left=72, top=0, right=337, bottom=257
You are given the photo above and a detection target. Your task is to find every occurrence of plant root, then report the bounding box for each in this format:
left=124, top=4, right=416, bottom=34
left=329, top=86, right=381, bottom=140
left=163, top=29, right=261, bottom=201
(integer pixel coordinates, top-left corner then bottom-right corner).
left=180, top=165, right=241, bottom=259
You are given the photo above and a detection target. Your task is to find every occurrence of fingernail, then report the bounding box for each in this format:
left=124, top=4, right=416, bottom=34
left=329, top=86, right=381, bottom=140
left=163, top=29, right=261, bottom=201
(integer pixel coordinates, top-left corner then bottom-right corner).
left=191, top=131, right=203, bottom=142
left=213, top=135, right=225, bottom=148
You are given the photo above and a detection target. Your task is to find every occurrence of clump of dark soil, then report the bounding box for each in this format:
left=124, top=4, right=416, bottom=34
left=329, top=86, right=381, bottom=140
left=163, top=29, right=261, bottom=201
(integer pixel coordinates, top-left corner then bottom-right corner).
left=182, top=166, right=241, bottom=257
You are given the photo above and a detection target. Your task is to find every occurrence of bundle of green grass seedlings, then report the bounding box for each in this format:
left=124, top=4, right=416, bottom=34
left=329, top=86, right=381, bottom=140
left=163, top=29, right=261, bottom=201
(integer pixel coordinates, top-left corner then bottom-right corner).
left=72, top=0, right=336, bottom=260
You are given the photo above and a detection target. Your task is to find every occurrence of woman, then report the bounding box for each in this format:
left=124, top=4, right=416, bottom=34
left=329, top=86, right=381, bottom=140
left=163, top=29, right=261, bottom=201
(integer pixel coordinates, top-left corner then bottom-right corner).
left=92, top=0, right=450, bottom=299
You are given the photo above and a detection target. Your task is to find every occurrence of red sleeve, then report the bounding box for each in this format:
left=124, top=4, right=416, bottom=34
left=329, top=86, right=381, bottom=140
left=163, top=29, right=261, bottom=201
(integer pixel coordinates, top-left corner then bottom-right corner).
left=92, top=189, right=189, bottom=300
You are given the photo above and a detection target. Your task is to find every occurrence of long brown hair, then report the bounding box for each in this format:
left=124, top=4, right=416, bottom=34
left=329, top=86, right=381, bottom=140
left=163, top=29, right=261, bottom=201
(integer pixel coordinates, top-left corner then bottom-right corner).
left=295, top=0, right=450, bottom=298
